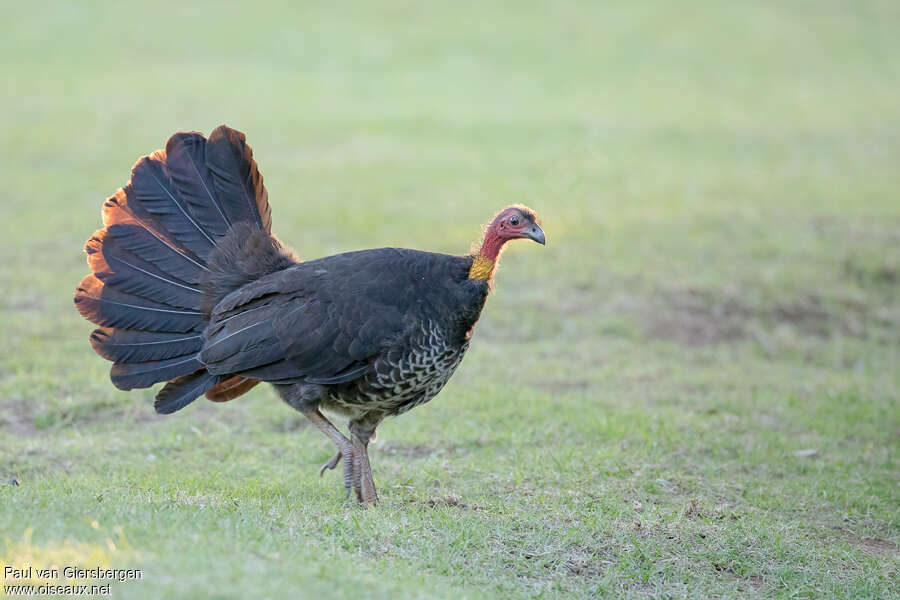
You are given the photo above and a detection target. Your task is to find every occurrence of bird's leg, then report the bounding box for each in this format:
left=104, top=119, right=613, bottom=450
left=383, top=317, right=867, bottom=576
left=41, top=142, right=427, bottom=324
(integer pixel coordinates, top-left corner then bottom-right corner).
left=319, top=449, right=342, bottom=476
left=353, top=436, right=377, bottom=506
left=301, top=409, right=356, bottom=499
left=349, top=421, right=378, bottom=507
left=279, top=384, right=378, bottom=506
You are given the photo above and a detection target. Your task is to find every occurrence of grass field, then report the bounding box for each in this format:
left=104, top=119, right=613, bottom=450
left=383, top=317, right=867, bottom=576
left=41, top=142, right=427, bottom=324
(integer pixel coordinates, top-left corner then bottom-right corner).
left=1, top=1, right=898, bottom=598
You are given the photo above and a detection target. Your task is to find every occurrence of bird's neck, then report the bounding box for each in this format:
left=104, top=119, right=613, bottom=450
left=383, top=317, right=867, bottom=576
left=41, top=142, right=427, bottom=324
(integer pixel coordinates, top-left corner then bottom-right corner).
left=468, top=229, right=504, bottom=281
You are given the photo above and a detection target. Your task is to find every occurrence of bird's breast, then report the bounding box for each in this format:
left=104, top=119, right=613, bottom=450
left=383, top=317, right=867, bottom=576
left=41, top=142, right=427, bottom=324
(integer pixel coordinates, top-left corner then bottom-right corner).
left=327, top=320, right=470, bottom=416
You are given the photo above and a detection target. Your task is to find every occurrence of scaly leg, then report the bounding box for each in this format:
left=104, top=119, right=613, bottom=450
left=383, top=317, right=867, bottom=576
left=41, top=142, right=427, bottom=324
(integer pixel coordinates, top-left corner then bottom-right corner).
left=349, top=421, right=378, bottom=507
left=302, top=409, right=355, bottom=499
left=319, top=426, right=378, bottom=475
left=280, top=383, right=380, bottom=506
left=352, top=436, right=377, bottom=506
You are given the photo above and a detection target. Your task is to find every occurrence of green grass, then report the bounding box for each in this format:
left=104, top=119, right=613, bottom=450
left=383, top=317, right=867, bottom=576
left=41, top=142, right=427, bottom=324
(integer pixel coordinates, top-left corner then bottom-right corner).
left=1, top=1, right=898, bottom=598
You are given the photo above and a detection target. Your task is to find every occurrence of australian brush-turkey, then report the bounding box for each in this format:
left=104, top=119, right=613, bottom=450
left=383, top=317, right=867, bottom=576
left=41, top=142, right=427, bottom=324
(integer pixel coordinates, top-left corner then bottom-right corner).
left=74, top=125, right=545, bottom=506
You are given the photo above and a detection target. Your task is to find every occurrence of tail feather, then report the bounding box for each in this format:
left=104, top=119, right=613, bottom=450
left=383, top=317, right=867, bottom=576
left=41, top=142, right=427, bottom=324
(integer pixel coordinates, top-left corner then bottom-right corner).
left=90, top=328, right=203, bottom=363
left=165, top=132, right=233, bottom=238
left=103, top=190, right=210, bottom=279
left=86, top=229, right=204, bottom=310
left=206, top=126, right=271, bottom=232
left=76, top=125, right=276, bottom=412
left=110, top=355, right=204, bottom=390
left=155, top=371, right=222, bottom=414
left=75, top=274, right=204, bottom=333
left=106, top=223, right=207, bottom=285
left=206, top=376, right=260, bottom=402
left=131, top=152, right=217, bottom=259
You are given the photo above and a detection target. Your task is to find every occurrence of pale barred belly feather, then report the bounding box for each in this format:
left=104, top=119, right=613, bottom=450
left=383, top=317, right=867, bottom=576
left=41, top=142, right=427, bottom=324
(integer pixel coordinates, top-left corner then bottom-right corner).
left=326, top=321, right=469, bottom=416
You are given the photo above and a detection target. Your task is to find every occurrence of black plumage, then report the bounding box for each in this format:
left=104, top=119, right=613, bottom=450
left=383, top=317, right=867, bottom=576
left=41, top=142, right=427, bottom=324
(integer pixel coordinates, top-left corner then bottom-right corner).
left=90, top=328, right=203, bottom=363
left=85, top=229, right=204, bottom=310
left=154, top=370, right=222, bottom=415
left=102, top=193, right=210, bottom=281
left=74, top=125, right=545, bottom=506
left=205, top=126, right=271, bottom=232
left=109, top=355, right=204, bottom=391
left=130, top=153, right=217, bottom=259
left=74, top=274, right=204, bottom=333
left=165, top=132, right=232, bottom=238
left=105, top=223, right=208, bottom=285
left=199, top=248, right=485, bottom=411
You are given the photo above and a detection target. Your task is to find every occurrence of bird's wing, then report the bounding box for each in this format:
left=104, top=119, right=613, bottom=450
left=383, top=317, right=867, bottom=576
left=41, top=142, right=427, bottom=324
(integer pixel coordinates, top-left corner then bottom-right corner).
left=199, top=249, right=438, bottom=383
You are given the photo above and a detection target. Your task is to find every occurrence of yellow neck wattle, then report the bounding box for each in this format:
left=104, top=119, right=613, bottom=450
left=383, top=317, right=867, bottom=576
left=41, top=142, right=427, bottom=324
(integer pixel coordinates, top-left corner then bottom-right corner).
left=468, top=254, right=495, bottom=280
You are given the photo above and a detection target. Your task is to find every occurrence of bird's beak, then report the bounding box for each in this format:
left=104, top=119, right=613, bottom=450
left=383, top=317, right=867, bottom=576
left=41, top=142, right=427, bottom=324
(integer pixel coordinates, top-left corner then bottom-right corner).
left=525, top=223, right=546, bottom=245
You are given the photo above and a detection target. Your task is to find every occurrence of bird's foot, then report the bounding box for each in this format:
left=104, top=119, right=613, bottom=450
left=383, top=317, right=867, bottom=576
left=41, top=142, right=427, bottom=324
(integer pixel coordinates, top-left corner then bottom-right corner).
left=319, top=449, right=342, bottom=476
left=351, top=436, right=378, bottom=507
left=336, top=441, right=356, bottom=500
left=302, top=408, right=375, bottom=506
left=318, top=440, right=376, bottom=506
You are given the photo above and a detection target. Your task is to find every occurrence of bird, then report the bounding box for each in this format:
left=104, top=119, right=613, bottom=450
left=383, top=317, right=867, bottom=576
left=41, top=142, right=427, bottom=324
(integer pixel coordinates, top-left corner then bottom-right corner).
left=74, top=125, right=545, bottom=506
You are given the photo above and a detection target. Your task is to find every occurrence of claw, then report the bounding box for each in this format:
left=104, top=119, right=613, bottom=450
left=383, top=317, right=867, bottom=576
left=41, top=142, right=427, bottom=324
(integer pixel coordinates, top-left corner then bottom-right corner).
left=319, top=450, right=342, bottom=477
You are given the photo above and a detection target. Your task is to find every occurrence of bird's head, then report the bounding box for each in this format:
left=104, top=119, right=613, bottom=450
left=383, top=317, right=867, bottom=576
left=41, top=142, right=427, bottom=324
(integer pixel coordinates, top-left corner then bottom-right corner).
left=469, top=205, right=545, bottom=280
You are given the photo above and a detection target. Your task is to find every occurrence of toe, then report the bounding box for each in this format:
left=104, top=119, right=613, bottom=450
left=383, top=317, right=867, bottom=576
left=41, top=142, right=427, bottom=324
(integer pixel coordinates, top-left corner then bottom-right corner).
left=319, top=450, right=342, bottom=477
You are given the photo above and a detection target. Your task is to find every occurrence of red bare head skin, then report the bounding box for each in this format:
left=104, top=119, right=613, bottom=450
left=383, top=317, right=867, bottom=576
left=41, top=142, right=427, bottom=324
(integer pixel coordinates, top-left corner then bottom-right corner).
left=478, top=205, right=545, bottom=260
left=469, top=205, right=545, bottom=280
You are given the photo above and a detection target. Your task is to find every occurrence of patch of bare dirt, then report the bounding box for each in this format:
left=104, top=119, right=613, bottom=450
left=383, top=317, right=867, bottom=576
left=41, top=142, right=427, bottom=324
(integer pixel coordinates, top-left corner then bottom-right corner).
left=812, top=216, right=900, bottom=245
left=773, top=296, right=833, bottom=335
left=843, top=533, right=897, bottom=556
left=684, top=499, right=705, bottom=519
left=562, top=560, right=601, bottom=578
left=558, top=544, right=604, bottom=578
left=643, top=288, right=752, bottom=346
left=843, top=257, right=899, bottom=287
left=531, top=379, right=591, bottom=393
left=500, top=538, right=611, bottom=582
left=0, top=398, right=39, bottom=437
left=710, top=559, right=765, bottom=590
left=417, top=493, right=482, bottom=510
left=746, top=576, right=765, bottom=590
left=638, top=286, right=888, bottom=346
left=843, top=257, right=900, bottom=286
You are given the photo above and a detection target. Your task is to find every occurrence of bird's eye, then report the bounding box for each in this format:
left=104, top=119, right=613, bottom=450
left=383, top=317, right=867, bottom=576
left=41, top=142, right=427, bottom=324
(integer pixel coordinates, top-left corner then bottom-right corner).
left=509, top=216, right=520, bottom=226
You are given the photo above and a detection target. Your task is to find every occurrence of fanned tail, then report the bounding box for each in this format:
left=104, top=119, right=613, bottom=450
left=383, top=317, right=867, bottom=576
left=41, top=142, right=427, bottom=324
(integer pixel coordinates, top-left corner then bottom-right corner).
left=74, top=125, right=273, bottom=413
